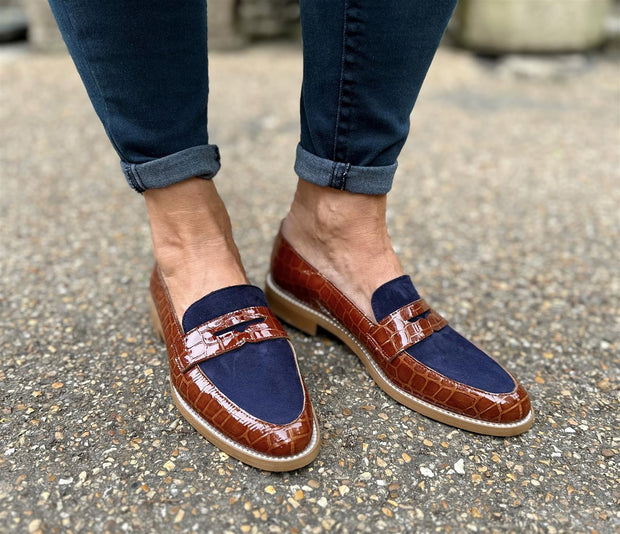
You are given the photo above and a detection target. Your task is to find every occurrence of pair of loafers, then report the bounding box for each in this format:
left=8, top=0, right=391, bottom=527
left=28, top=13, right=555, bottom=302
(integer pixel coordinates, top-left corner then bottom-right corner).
left=149, top=231, right=533, bottom=471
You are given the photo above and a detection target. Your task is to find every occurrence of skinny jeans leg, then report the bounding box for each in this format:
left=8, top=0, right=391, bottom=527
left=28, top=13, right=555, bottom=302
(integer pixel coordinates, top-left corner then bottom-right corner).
left=48, top=0, right=220, bottom=192
left=296, top=0, right=457, bottom=194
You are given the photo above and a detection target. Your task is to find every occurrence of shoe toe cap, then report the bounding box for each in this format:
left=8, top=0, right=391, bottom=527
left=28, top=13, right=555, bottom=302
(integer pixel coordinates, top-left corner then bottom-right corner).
left=476, top=383, right=532, bottom=424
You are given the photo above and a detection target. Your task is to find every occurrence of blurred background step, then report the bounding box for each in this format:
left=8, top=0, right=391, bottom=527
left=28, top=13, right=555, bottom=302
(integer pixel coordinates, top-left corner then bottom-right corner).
left=0, top=4, right=27, bottom=43
left=455, top=0, right=613, bottom=54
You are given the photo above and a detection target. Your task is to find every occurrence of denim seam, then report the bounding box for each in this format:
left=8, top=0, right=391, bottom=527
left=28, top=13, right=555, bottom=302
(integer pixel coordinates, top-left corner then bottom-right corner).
left=332, top=0, right=349, bottom=162
left=57, top=3, right=131, bottom=164
left=341, top=163, right=350, bottom=190
left=120, top=162, right=142, bottom=192
left=124, top=165, right=138, bottom=191
left=335, top=1, right=364, bottom=164
left=328, top=161, right=351, bottom=190
left=129, top=164, right=146, bottom=192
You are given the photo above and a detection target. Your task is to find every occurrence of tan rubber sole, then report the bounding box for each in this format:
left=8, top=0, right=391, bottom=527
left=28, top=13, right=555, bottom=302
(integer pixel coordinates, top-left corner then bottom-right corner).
left=149, top=295, right=321, bottom=471
left=265, top=274, right=534, bottom=437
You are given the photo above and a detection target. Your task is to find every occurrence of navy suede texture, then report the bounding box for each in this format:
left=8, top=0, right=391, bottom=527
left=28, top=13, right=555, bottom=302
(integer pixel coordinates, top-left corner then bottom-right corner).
left=371, top=276, right=515, bottom=394
left=182, top=285, right=304, bottom=425
left=182, top=285, right=267, bottom=333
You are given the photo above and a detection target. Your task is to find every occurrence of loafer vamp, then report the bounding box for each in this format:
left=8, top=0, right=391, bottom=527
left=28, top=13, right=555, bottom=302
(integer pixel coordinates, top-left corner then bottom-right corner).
left=198, top=338, right=305, bottom=425
left=177, top=365, right=315, bottom=456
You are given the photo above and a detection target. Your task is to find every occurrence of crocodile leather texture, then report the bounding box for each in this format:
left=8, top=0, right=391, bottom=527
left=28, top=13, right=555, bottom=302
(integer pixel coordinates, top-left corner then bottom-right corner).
left=370, top=300, right=448, bottom=362
left=150, top=266, right=315, bottom=456
left=270, top=233, right=531, bottom=425
left=181, top=306, right=289, bottom=372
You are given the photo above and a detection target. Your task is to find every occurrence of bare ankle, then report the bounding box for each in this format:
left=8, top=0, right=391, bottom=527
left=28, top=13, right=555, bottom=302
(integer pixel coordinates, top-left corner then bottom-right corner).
left=288, top=179, right=387, bottom=232
left=284, top=180, right=393, bottom=252
left=143, top=178, right=248, bottom=317
left=281, top=179, right=404, bottom=319
left=144, top=178, right=235, bottom=250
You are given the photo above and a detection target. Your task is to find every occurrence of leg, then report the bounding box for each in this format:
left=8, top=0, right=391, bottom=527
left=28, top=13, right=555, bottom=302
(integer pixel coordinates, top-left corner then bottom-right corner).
left=50, top=1, right=319, bottom=469
left=284, top=0, right=458, bottom=318
left=268, top=0, right=532, bottom=435
left=48, top=0, right=246, bottom=318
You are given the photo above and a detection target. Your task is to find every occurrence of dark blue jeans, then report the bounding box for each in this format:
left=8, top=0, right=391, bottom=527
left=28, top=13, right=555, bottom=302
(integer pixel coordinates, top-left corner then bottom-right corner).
left=48, top=0, right=456, bottom=195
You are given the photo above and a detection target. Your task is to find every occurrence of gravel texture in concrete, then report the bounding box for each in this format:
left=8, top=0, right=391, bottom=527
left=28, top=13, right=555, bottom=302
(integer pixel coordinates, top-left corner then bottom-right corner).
left=1, top=43, right=618, bottom=533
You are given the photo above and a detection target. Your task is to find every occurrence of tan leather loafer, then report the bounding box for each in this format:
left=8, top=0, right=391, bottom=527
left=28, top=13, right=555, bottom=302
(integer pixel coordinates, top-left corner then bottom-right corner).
left=150, top=266, right=320, bottom=471
left=266, top=232, right=533, bottom=437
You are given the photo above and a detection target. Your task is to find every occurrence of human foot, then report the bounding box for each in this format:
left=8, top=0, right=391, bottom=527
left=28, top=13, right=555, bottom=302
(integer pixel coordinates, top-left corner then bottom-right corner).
left=280, top=179, right=404, bottom=320
left=143, top=178, right=248, bottom=320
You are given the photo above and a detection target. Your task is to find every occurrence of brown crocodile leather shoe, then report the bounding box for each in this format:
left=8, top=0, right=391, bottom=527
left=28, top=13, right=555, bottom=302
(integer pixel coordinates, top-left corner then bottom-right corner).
left=266, top=232, right=533, bottom=437
left=149, top=265, right=320, bottom=471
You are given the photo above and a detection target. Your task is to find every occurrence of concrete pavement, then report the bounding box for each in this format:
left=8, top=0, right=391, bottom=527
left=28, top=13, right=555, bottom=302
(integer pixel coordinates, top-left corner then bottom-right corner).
left=1, top=42, right=618, bottom=533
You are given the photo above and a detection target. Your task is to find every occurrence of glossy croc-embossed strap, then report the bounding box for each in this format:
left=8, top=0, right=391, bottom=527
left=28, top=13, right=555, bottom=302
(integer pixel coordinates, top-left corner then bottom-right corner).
left=371, top=300, right=448, bottom=362
left=181, top=307, right=289, bottom=372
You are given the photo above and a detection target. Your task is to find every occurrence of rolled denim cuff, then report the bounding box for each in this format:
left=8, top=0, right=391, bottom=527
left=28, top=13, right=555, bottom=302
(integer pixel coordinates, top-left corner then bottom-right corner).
left=120, top=144, right=221, bottom=193
left=294, top=144, right=397, bottom=195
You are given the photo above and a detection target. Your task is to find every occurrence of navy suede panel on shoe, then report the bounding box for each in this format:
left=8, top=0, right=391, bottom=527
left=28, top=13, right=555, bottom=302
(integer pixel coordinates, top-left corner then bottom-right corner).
left=182, top=285, right=305, bottom=425
left=371, top=276, right=515, bottom=394
left=198, top=338, right=304, bottom=425
left=182, top=285, right=269, bottom=333
left=371, top=275, right=420, bottom=321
